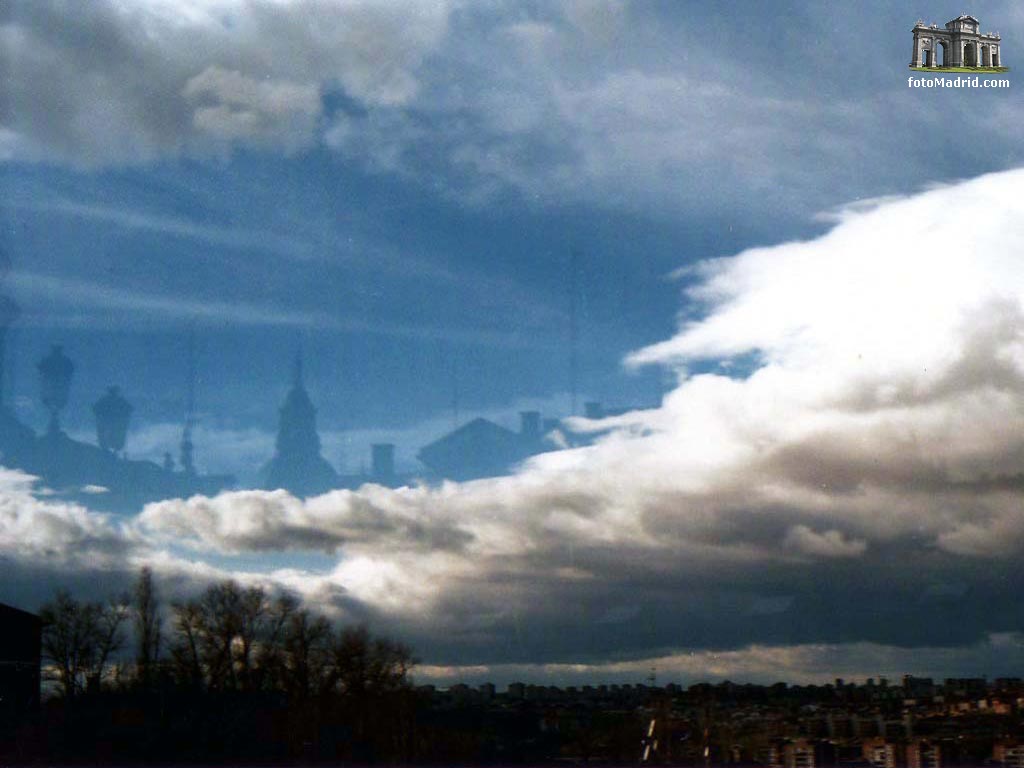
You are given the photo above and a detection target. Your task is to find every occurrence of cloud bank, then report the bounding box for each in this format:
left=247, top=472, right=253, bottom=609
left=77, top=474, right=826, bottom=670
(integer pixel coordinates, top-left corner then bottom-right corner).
left=4, top=1, right=1022, bottom=218
left=5, top=170, right=1024, bottom=680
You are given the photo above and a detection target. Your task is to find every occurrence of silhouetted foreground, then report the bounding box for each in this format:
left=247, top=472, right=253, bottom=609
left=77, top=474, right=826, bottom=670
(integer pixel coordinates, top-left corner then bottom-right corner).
left=6, top=573, right=1024, bottom=764
left=1, top=570, right=422, bottom=764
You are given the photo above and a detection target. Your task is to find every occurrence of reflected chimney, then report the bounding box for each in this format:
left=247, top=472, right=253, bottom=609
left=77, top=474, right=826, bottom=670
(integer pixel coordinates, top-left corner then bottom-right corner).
left=371, top=443, right=395, bottom=480
left=519, top=411, right=540, bottom=440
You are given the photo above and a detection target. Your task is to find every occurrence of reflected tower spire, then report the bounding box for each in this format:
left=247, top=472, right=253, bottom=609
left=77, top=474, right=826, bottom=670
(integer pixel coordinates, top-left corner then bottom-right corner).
left=260, top=345, right=338, bottom=496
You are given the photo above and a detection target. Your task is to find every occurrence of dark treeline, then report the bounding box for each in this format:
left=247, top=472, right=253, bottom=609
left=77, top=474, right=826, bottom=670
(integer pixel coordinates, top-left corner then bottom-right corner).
left=7, top=570, right=658, bottom=765
left=17, top=568, right=422, bottom=763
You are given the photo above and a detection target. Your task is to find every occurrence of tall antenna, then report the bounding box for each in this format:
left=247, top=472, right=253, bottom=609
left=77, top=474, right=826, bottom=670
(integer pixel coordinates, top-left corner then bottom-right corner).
left=451, top=357, right=460, bottom=430
left=4, top=326, right=16, bottom=410
left=293, top=345, right=304, bottom=388
left=185, top=327, right=196, bottom=425
left=569, top=248, right=580, bottom=416
left=180, top=325, right=196, bottom=475
left=0, top=251, right=17, bottom=410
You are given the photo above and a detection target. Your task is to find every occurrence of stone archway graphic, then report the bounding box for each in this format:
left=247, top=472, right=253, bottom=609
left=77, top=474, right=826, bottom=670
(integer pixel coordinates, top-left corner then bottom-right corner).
left=910, top=15, right=1003, bottom=69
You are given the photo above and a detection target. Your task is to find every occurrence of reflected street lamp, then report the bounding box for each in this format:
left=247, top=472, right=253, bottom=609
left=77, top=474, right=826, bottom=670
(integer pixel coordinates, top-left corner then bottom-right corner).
left=37, top=345, right=74, bottom=436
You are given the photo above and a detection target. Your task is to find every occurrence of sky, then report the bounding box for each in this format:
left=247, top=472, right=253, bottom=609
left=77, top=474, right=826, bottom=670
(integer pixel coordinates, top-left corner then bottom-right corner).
left=2, top=0, right=1024, bottom=686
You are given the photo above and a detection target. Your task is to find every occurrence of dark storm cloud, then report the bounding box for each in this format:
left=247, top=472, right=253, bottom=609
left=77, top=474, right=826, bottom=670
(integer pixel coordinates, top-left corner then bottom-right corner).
left=3, top=1, right=1022, bottom=217
left=1, top=0, right=454, bottom=164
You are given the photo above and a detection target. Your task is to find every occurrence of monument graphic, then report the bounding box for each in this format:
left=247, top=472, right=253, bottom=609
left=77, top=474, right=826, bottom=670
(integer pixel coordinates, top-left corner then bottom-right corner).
left=911, top=16, right=1006, bottom=70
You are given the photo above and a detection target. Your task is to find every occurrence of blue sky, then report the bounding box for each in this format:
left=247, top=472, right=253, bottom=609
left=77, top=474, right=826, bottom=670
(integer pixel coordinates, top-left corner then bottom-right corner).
left=3, top=1, right=1024, bottom=684
left=4, top=0, right=1020, bottom=476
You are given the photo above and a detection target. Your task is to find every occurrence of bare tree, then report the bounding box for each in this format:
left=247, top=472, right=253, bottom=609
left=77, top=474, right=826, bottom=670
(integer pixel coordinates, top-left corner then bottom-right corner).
left=169, top=599, right=204, bottom=689
left=93, top=596, right=130, bottom=688
left=169, top=580, right=295, bottom=692
left=279, top=605, right=333, bottom=700
left=39, top=591, right=89, bottom=700
left=165, top=579, right=416, bottom=713
left=190, top=581, right=240, bottom=691
left=133, top=566, right=163, bottom=688
left=330, top=624, right=415, bottom=697
left=328, top=624, right=417, bottom=760
left=39, top=590, right=129, bottom=699
left=234, top=583, right=269, bottom=691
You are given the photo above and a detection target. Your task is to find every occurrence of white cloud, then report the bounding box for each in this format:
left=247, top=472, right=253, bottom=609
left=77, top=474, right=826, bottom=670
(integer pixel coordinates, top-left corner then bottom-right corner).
left=184, top=66, right=321, bottom=150
left=0, top=468, right=135, bottom=570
